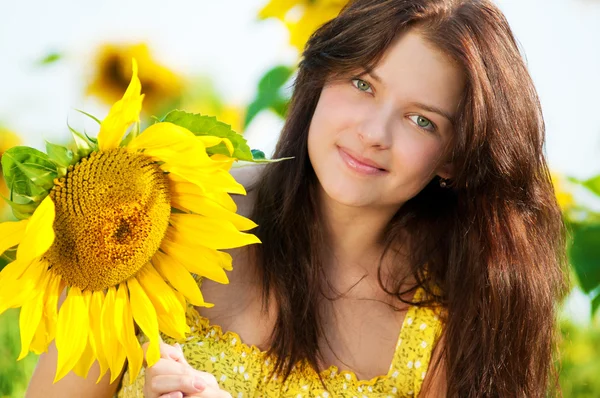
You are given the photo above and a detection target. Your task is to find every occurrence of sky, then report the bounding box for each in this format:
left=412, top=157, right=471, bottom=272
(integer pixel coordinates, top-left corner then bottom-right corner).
left=1, top=0, right=600, bottom=179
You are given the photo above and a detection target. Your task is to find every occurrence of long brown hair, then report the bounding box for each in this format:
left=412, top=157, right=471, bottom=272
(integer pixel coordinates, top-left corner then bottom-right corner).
left=251, top=0, right=567, bottom=395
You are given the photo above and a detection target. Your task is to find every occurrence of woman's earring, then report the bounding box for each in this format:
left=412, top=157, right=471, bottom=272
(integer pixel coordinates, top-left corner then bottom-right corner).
left=439, top=178, right=449, bottom=188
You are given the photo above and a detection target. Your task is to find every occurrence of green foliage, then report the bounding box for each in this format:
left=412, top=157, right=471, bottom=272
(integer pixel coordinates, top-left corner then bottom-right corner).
left=559, top=319, right=600, bottom=397
left=244, top=65, right=293, bottom=128
left=1, top=146, right=57, bottom=219
left=0, top=309, right=39, bottom=397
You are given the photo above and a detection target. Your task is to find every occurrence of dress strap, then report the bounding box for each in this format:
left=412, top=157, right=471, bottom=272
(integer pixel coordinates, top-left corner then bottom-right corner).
left=388, top=288, right=443, bottom=396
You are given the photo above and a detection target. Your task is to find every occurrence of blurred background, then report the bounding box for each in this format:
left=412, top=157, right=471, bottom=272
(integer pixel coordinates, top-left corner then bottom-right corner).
left=1, top=0, right=599, bottom=396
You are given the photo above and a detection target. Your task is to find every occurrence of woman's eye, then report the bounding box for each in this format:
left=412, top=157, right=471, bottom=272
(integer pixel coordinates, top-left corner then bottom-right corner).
left=409, top=115, right=436, bottom=132
left=351, top=78, right=373, bottom=93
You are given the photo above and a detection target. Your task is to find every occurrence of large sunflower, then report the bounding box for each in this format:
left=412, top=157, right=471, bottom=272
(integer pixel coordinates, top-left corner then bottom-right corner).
left=0, top=60, right=262, bottom=384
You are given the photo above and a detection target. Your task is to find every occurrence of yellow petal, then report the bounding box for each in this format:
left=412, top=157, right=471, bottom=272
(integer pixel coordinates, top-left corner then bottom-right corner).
left=169, top=213, right=261, bottom=250
left=258, top=0, right=295, bottom=19
left=18, top=271, right=50, bottom=360
left=196, top=136, right=234, bottom=156
left=29, top=312, right=48, bottom=355
left=0, top=258, right=29, bottom=287
left=54, top=287, right=90, bottom=383
left=167, top=166, right=246, bottom=195
left=17, top=196, right=55, bottom=264
left=97, top=58, right=144, bottom=151
left=137, top=265, right=188, bottom=340
left=72, top=338, right=95, bottom=379
left=127, top=122, right=195, bottom=151
left=171, top=192, right=257, bottom=231
left=151, top=252, right=210, bottom=307
left=160, top=238, right=230, bottom=284
left=0, top=259, right=46, bottom=314
left=115, top=282, right=144, bottom=384
left=30, top=273, right=63, bottom=354
left=89, top=290, right=109, bottom=382
left=0, top=219, right=27, bottom=256
left=101, top=286, right=126, bottom=382
left=127, top=277, right=160, bottom=367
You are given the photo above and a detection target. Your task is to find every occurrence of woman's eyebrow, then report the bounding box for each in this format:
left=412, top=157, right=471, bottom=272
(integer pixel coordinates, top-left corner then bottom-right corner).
left=408, top=101, right=455, bottom=123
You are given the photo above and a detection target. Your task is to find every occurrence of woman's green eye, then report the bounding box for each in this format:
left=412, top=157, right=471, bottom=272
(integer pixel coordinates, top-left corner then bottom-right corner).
left=409, top=115, right=435, bottom=131
left=352, top=78, right=372, bottom=93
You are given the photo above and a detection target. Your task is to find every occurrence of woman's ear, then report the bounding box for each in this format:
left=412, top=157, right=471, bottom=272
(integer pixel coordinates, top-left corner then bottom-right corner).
left=436, top=161, right=454, bottom=180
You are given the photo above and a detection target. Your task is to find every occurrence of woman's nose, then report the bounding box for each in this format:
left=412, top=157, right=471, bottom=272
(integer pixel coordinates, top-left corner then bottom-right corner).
left=357, top=106, right=394, bottom=148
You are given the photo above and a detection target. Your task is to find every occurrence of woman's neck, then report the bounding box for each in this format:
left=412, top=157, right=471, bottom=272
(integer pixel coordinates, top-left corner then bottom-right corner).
left=317, top=186, right=403, bottom=281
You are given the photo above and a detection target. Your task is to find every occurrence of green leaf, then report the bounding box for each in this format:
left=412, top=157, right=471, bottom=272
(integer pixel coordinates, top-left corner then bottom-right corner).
left=38, top=52, right=61, bottom=65
left=162, top=110, right=254, bottom=161
left=68, top=124, right=94, bottom=161
left=568, top=222, right=600, bottom=294
left=1, top=197, right=41, bottom=220
left=583, top=175, right=600, bottom=198
left=1, top=147, right=57, bottom=203
left=244, top=65, right=293, bottom=127
left=251, top=149, right=266, bottom=160
left=592, top=292, right=600, bottom=317
left=46, top=141, right=74, bottom=169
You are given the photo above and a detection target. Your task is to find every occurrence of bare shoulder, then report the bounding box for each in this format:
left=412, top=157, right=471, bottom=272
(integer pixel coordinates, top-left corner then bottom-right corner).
left=419, top=334, right=447, bottom=397
left=229, top=164, right=265, bottom=218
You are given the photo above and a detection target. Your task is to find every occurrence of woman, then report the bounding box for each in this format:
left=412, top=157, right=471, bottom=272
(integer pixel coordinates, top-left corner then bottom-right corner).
left=26, top=0, right=566, bottom=396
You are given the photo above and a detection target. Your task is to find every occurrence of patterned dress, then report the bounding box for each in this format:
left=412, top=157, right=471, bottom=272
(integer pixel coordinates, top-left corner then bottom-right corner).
left=117, top=288, right=442, bottom=398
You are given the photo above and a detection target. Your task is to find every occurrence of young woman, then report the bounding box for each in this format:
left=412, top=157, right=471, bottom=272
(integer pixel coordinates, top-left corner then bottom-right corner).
left=26, top=0, right=566, bottom=396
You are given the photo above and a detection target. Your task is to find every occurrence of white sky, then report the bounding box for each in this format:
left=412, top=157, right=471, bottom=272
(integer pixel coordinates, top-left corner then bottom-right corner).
left=0, top=0, right=599, bottom=179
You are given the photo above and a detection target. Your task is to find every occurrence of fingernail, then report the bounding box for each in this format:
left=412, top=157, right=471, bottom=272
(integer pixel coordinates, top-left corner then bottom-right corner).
left=194, top=378, right=205, bottom=391
left=175, top=342, right=183, bottom=352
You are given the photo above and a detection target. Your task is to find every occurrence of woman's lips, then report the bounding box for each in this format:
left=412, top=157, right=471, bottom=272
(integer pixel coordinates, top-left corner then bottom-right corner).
left=337, top=147, right=387, bottom=175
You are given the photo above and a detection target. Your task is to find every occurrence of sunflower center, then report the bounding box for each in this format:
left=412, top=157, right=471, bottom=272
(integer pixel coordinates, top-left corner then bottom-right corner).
left=44, top=148, right=171, bottom=291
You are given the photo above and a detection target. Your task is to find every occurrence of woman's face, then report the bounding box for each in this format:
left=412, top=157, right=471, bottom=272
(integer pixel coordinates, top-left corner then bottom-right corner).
left=307, top=30, right=465, bottom=211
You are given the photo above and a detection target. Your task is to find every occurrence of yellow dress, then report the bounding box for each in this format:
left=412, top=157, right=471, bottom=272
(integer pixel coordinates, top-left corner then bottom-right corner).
left=117, top=288, right=442, bottom=398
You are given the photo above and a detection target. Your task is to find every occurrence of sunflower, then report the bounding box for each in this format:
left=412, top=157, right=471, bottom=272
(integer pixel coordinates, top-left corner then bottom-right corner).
left=259, top=0, right=347, bottom=51
left=87, top=43, right=183, bottom=115
left=0, top=60, right=262, bottom=384
left=0, top=129, right=21, bottom=219
left=550, top=172, right=575, bottom=212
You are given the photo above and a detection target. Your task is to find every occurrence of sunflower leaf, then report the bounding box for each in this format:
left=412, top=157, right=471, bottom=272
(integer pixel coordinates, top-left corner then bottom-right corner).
left=68, top=125, right=94, bottom=161
left=162, top=110, right=254, bottom=161
left=1, top=197, right=41, bottom=220
left=46, top=142, right=74, bottom=174
left=1, top=147, right=57, bottom=206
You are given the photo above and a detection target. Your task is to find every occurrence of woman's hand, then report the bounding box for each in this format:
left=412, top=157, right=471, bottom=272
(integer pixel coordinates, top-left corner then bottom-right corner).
left=142, top=341, right=223, bottom=398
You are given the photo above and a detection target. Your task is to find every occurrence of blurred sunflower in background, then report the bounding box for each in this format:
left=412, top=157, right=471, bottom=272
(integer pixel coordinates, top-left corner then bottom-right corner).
left=0, top=60, right=264, bottom=384
left=87, top=43, right=183, bottom=116
left=259, top=0, right=347, bottom=51
left=0, top=129, right=21, bottom=221
left=551, top=172, right=575, bottom=213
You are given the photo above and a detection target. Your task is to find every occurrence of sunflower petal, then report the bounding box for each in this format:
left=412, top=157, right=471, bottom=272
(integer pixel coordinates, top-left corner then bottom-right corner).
left=169, top=213, right=260, bottom=250
left=160, top=238, right=230, bottom=284
left=167, top=166, right=246, bottom=195
left=16, top=196, right=55, bottom=264
left=18, top=271, right=50, bottom=360
left=97, top=59, right=144, bottom=151
left=151, top=252, right=210, bottom=307
left=0, top=219, right=27, bottom=256
left=101, top=286, right=126, bottom=382
left=72, top=339, right=95, bottom=379
left=170, top=193, right=257, bottom=231
left=0, top=259, right=46, bottom=314
left=54, top=287, right=90, bottom=383
left=115, top=282, right=144, bottom=384
left=127, top=122, right=195, bottom=151
left=137, top=265, right=188, bottom=339
left=89, top=290, right=109, bottom=382
left=127, top=277, right=160, bottom=367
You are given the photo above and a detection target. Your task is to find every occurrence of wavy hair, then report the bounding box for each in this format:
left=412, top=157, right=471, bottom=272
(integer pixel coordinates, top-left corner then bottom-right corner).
left=251, top=0, right=567, bottom=395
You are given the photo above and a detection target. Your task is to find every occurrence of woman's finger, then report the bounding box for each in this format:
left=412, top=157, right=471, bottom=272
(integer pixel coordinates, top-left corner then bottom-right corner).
left=159, top=392, right=183, bottom=398
left=184, top=385, right=232, bottom=398
left=147, top=374, right=206, bottom=396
